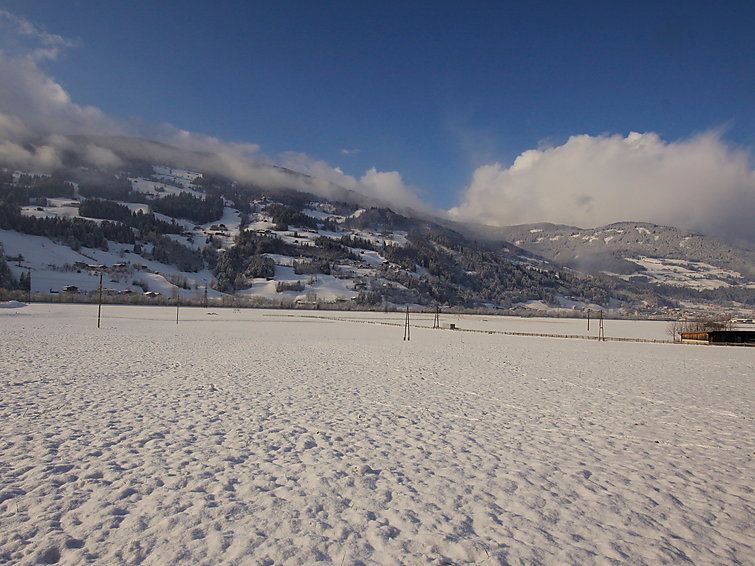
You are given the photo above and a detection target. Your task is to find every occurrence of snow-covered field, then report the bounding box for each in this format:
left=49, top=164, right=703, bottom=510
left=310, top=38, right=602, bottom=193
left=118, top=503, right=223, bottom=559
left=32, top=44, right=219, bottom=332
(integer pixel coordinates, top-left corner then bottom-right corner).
left=1, top=305, right=753, bottom=564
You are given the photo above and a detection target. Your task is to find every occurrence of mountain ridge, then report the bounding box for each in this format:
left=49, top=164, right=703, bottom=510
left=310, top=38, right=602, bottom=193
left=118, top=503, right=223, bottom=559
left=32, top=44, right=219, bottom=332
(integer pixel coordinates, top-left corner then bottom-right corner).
left=1, top=136, right=753, bottom=316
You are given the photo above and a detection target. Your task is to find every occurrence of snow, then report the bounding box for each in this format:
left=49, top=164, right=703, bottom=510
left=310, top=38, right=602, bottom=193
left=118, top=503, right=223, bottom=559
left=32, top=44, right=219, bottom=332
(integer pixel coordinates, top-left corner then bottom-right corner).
left=302, top=208, right=341, bottom=222
left=244, top=218, right=276, bottom=232
left=0, top=229, right=91, bottom=269
left=21, top=198, right=81, bottom=221
left=209, top=207, right=242, bottom=235
left=372, top=312, right=672, bottom=340
left=510, top=296, right=605, bottom=312
left=238, top=270, right=357, bottom=303
left=352, top=229, right=408, bottom=247
left=130, top=177, right=202, bottom=198
left=264, top=253, right=296, bottom=267
left=152, top=166, right=202, bottom=188
left=0, top=230, right=214, bottom=296
left=622, top=256, right=742, bottom=290
left=117, top=201, right=150, bottom=214
left=0, top=304, right=752, bottom=564
left=349, top=249, right=385, bottom=268
left=153, top=212, right=193, bottom=230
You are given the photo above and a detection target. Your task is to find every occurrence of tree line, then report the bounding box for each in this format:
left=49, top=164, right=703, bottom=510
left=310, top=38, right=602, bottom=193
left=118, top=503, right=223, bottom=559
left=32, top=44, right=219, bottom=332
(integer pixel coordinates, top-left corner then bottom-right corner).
left=0, top=201, right=134, bottom=250
left=79, top=198, right=183, bottom=237
left=151, top=192, right=225, bottom=224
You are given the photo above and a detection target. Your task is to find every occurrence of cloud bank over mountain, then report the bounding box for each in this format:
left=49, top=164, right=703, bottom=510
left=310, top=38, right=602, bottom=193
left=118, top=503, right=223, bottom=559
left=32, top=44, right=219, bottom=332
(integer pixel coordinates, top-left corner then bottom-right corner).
left=451, top=132, right=755, bottom=244
left=0, top=11, right=426, bottom=211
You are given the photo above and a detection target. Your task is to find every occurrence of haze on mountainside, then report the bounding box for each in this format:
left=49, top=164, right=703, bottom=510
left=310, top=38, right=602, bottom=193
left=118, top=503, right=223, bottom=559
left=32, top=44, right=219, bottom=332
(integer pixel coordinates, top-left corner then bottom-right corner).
left=0, top=6, right=753, bottom=246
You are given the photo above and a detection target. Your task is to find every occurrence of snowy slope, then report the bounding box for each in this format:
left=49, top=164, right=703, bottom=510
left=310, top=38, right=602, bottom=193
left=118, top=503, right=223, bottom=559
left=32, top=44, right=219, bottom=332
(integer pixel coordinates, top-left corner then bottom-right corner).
left=0, top=229, right=216, bottom=297
left=0, top=305, right=752, bottom=564
left=3, top=163, right=752, bottom=312
left=496, top=221, right=755, bottom=288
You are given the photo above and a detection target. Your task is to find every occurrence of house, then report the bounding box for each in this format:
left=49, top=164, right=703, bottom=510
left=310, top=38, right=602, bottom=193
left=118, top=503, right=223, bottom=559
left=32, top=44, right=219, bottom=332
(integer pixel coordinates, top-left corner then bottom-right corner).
left=143, top=291, right=161, bottom=298
left=62, top=285, right=79, bottom=293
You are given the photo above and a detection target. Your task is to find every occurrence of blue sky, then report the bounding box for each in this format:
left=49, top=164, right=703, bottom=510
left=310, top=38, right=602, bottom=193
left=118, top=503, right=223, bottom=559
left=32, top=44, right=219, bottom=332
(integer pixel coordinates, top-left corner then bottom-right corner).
left=0, top=2, right=754, bottom=241
left=3, top=1, right=753, bottom=209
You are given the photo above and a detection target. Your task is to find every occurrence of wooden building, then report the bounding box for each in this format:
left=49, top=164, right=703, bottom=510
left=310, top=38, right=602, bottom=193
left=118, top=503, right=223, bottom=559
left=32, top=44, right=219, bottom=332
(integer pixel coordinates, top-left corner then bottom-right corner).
left=680, top=330, right=755, bottom=346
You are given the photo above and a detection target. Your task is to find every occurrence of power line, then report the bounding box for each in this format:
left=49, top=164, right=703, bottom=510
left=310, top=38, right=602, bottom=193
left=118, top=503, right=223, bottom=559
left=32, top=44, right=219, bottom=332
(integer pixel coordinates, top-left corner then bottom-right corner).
left=403, top=305, right=410, bottom=341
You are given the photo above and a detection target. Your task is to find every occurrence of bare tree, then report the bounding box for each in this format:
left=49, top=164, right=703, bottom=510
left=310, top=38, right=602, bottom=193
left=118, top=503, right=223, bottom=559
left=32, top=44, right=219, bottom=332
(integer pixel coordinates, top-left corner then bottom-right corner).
left=667, top=314, right=733, bottom=342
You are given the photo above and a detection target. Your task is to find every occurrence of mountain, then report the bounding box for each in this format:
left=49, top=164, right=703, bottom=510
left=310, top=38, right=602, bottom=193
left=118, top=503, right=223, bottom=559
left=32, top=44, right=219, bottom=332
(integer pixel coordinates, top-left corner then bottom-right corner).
left=494, top=222, right=755, bottom=291
left=61, top=134, right=419, bottom=214
left=1, top=138, right=753, bottom=317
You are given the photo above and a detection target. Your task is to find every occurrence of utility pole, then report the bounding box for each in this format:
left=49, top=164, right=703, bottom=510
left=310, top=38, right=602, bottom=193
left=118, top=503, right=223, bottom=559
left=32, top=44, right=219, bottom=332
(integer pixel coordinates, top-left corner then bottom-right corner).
left=97, top=272, right=103, bottom=329
left=203, top=284, right=208, bottom=309
left=433, top=305, right=440, bottom=329
left=176, top=293, right=180, bottom=325
left=26, top=267, right=31, bottom=303
left=403, top=305, right=410, bottom=341
left=599, top=310, right=605, bottom=342
left=587, top=308, right=590, bottom=332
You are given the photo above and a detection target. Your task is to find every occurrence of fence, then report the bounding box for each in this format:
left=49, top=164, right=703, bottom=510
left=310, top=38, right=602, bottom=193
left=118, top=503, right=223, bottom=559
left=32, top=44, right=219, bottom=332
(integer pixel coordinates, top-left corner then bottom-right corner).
left=263, top=313, right=676, bottom=345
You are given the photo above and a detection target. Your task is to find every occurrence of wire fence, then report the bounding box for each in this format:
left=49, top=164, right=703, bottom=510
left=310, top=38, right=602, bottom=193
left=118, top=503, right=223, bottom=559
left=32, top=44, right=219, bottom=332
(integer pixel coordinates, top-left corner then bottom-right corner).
left=263, top=313, right=678, bottom=344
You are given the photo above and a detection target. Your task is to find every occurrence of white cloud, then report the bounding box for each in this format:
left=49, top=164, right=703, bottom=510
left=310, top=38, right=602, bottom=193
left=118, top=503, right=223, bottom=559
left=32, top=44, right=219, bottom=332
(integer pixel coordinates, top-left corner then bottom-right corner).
left=0, top=139, right=61, bottom=170
left=0, top=9, right=76, bottom=61
left=340, top=147, right=360, bottom=156
left=82, top=144, right=123, bottom=168
left=0, top=11, right=429, bottom=212
left=0, top=52, right=122, bottom=137
left=278, top=152, right=428, bottom=211
left=450, top=132, right=755, bottom=243
left=359, top=168, right=427, bottom=210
